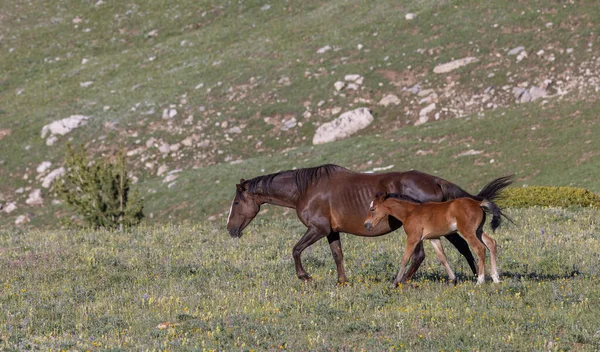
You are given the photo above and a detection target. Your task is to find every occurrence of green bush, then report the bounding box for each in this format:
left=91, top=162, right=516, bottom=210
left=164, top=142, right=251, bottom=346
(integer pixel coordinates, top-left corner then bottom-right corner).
left=498, top=186, right=600, bottom=208
left=53, top=143, right=144, bottom=229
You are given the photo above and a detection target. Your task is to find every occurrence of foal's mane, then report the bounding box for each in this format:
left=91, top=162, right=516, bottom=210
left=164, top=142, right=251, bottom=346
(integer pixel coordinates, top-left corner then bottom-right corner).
left=384, top=193, right=423, bottom=204
left=242, top=164, right=346, bottom=198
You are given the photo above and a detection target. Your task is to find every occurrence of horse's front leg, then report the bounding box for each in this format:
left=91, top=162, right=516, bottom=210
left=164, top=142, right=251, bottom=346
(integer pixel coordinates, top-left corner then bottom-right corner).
left=327, top=232, right=348, bottom=284
left=292, top=226, right=328, bottom=281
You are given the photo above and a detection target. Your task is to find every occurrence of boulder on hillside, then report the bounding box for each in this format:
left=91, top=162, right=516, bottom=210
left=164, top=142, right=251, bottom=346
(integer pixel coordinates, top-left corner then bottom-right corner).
left=42, top=167, right=66, bottom=188
left=378, top=94, right=401, bottom=107
left=25, top=189, right=43, bottom=206
left=313, top=107, right=374, bottom=145
left=41, top=115, right=92, bottom=145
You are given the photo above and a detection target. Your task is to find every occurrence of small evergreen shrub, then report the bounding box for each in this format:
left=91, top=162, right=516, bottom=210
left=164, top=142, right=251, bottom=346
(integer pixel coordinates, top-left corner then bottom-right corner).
left=498, top=186, right=600, bottom=208
left=54, top=143, right=144, bottom=229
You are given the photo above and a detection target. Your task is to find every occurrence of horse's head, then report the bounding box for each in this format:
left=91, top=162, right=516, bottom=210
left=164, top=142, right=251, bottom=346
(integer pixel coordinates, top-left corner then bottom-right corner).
left=364, top=192, right=388, bottom=231
left=226, top=179, right=260, bottom=238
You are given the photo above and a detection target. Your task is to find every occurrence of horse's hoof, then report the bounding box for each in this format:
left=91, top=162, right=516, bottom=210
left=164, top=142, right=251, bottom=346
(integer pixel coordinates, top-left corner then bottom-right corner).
left=337, top=280, right=349, bottom=287
left=298, top=274, right=312, bottom=282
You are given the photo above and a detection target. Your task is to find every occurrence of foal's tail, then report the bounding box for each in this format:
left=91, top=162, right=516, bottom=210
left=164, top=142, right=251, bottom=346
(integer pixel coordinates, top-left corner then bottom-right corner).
left=479, top=200, right=505, bottom=233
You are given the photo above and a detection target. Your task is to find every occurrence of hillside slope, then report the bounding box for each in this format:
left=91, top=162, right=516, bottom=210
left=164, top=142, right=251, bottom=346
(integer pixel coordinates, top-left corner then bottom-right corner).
left=0, top=0, right=598, bottom=227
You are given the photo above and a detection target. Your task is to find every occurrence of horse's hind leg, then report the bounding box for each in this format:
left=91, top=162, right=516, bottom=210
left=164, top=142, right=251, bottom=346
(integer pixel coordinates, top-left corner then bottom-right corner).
left=327, top=232, right=348, bottom=284
left=481, top=233, right=500, bottom=283
left=445, top=233, right=477, bottom=276
left=430, top=239, right=456, bottom=284
left=292, top=226, right=327, bottom=281
left=394, top=237, right=422, bottom=287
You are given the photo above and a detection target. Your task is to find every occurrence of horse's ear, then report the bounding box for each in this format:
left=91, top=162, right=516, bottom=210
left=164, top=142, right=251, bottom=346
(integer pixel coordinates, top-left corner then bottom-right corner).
left=236, top=179, right=247, bottom=192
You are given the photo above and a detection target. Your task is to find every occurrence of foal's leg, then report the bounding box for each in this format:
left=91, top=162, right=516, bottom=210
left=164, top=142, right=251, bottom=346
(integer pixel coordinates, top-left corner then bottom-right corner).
left=393, top=237, right=422, bottom=287
left=327, top=232, right=348, bottom=284
left=402, top=241, right=425, bottom=282
left=292, top=226, right=328, bottom=281
left=457, top=228, right=488, bottom=284
left=481, top=232, right=500, bottom=283
left=430, top=239, right=456, bottom=284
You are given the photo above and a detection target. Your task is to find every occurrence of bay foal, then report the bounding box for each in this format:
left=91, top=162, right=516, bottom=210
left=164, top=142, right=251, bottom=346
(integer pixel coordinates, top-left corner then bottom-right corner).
left=364, top=193, right=507, bottom=285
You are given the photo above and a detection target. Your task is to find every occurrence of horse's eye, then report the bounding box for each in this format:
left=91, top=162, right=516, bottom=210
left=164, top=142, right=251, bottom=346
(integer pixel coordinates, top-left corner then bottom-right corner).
left=370, top=208, right=375, bottom=212
left=234, top=201, right=240, bottom=205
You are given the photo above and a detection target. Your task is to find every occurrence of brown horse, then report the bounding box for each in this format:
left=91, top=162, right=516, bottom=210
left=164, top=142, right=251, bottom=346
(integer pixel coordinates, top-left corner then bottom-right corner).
left=226, top=164, right=513, bottom=284
left=364, top=191, right=508, bottom=285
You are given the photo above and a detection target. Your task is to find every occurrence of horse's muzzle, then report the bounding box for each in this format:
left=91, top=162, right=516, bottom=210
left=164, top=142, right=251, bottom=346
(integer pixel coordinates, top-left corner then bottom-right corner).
left=228, top=228, right=242, bottom=238
left=364, top=222, right=373, bottom=231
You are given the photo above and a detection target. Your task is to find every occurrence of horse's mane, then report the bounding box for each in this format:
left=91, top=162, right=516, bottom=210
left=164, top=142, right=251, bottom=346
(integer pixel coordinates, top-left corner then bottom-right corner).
left=243, top=164, right=346, bottom=197
left=384, top=193, right=423, bottom=204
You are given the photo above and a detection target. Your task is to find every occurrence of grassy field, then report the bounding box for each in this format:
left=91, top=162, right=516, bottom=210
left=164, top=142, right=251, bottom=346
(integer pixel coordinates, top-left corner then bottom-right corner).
left=1, top=0, right=599, bottom=228
left=2, top=208, right=599, bottom=350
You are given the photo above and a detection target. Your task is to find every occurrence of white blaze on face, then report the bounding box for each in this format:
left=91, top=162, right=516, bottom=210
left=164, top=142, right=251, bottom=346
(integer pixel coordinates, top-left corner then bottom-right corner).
left=227, top=199, right=235, bottom=225
left=369, top=200, right=374, bottom=209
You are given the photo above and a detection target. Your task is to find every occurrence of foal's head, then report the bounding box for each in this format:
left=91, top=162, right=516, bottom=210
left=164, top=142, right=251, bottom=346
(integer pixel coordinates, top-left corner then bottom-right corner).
left=364, top=193, right=389, bottom=231
left=226, top=179, right=261, bottom=238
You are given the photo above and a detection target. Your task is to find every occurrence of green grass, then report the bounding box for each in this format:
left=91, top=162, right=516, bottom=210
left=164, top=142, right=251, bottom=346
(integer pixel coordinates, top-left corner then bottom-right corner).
left=1, top=0, right=599, bottom=230
left=1, top=208, right=599, bottom=350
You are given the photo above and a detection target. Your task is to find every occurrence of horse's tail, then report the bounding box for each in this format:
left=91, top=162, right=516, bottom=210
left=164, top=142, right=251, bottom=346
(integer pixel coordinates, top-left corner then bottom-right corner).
left=479, top=199, right=504, bottom=233
left=476, top=175, right=514, bottom=202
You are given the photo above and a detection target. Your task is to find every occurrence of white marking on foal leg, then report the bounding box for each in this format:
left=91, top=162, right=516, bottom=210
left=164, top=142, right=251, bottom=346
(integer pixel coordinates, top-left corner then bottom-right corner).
left=477, top=274, right=485, bottom=285
left=492, top=273, right=500, bottom=283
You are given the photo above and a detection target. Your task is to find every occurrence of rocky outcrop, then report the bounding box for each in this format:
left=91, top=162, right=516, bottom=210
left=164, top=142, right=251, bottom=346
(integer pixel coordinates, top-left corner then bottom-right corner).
left=313, top=107, right=373, bottom=145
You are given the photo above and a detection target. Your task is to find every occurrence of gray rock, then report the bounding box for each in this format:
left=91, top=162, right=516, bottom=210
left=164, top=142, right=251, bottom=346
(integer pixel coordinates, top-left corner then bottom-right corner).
left=157, top=164, right=169, bottom=176
left=3, top=202, right=17, bottom=214
left=433, top=57, right=479, bottom=74
left=281, top=117, right=297, bottom=131
left=228, top=126, right=242, bottom=134
left=334, top=81, right=345, bottom=91
left=529, top=86, right=547, bottom=101
left=163, top=174, right=179, bottom=183
left=158, top=143, right=171, bottom=154
left=36, top=161, right=52, bottom=174
left=41, top=115, right=92, bottom=145
left=457, top=149, right=483, bottom=157
left=313, top=107, right=374, bottom=145
left=317, top=45, right=331, bottom=54
left=25, top=189, right=43, bottom=206
left=405, top=13, right=416, bottom=20
left=508, top=46, right=525, bottom=56
left=15, top=214, right=30, bottom=225
left=344, top=74, right=362, bottom=82
left=378, top=94, right=401, bottom=107
left=42, top=167, right=65, bottom=188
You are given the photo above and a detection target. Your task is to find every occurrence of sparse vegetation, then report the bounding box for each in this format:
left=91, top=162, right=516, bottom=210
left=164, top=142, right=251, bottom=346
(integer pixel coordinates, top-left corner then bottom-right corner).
left=500, top=186, right=600, bottom=209
left=53, top=143, right=144, bottom=229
